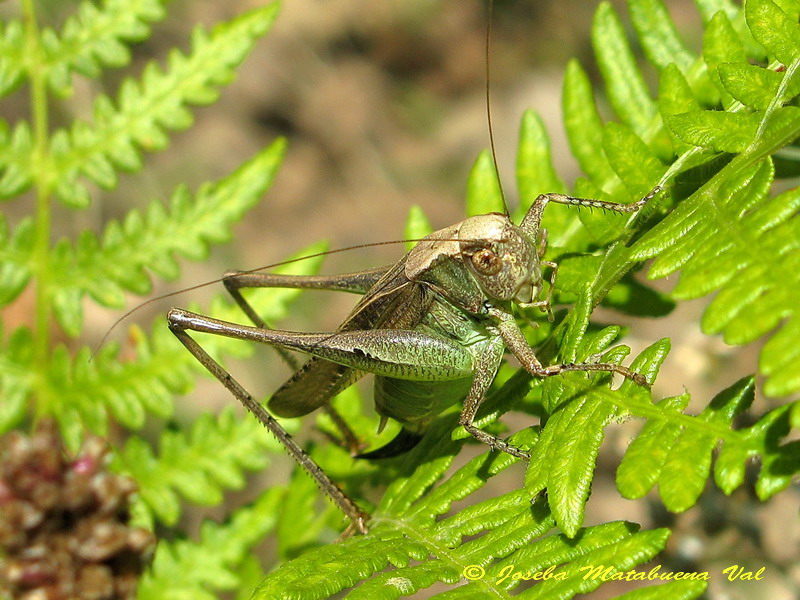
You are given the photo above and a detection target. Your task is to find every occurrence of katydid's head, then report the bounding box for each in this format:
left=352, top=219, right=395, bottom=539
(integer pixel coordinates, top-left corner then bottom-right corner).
left=457, top=214, right=542, bottom=306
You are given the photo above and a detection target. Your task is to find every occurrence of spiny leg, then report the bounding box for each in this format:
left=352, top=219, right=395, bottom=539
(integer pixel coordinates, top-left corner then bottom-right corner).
left=459, top=306, right=648, bottom=461
left=520, top=185, right=662, bottom=241
left=458, top=337, right=531, bottom=460
left=222, top=269, right=390, bottom=454
left=493, top=308, right=649, bottom=387
left=168, top=308, right=369, bottom=534
left=223, top=267, right=390, bottom=329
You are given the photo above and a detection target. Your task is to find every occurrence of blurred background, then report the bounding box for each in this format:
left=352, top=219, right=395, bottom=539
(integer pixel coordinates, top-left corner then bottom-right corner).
left=1, top=0, right=798, bottom=598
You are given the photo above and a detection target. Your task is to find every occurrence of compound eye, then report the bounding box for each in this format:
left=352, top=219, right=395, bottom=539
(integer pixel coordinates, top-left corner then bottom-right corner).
left=470, top=248, right=503, bottom=275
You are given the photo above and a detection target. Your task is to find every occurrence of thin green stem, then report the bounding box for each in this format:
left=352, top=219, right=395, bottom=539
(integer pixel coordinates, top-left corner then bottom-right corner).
left=22, top=0, right=53, bottom=408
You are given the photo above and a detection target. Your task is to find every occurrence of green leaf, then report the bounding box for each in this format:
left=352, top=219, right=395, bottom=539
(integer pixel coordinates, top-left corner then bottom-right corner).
left=718, top=62, right=798, bottom=110
left=137, top=486, right=285, bottom=600
left=629, top=0, right=694, bottom=72
left=617, top=378, right=771, bottom=511
left=745, top=0, right=800, bottom=65
left=616, top=394, right=692, bottom=499
left=666, top=111, right=760, bottom=152
left=404, top=204, right=432, bottom=252
left=592, top=2, right=658, bottom=137
left=251, top=429, right=682, bottom=599
left=703, top=11, right=748, bottom=106
left=0, top=123, right=34, bottom=198
left=524, top=529, right=675, bottom=600
left=659, top=427, right=717, bottom=512
left=760, top=316, right=800, bottom=395
left=516, top=108, right=566, bottom=219
left=4, top=1, right=798, bottom=596
left=525, top=307, right=669, bottom=536
left=658, top=65, right=703, bottom=153
left=546, top=387, right=616, bottom=537
left=466, top=149, right=504, bottom=216
left=658, top=64, right=702, bottom=120
left=634, top=155, right=800, bottom=395
left=275, top=465, right=334, bottom=560
left=562, top=60, right=617, bottom=186
left=114, top=408, right=295, bottom=526
left=21, top=236, right=322, bottom=451
left=613, top=580, right=707, bottom=599
left=43, top=0, right=169, bottom=96
left=602, top=122, right=666, bottom=193
left=0, top=215, right=34, bottom=306
left=558, top=286, right=593, bottom=364
left=714, top=396, right=799, bottom=500
left=0, top=20, right=25, bottom=97
left=49, top=140, right=286, bottom=335
left=42, top=3, right=280, bottom=208
left=0, top=326, right=34, bottom=434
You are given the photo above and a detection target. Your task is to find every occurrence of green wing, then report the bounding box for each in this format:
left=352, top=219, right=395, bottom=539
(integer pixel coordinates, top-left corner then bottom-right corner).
left=268, top=257, right=431, bottom=418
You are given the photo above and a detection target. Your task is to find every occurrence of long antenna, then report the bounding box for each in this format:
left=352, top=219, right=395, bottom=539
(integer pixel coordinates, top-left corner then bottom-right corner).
left=486, top=0, right=509, bottom=216
left=92, top=235, right=493, bottom=358
left=93, top=240, right=408, bottom=356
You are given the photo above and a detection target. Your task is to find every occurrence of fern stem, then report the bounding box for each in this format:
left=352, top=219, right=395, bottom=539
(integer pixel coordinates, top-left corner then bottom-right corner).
left=22, top=0, right=53, bottom=407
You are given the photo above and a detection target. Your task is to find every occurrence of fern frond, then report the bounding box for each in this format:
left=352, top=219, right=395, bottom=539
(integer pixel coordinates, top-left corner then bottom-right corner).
left=617, top=379, right=752, bottom=511
left=0, top=241, right=324, bottom=450
left=532, top=0, right=800, bottom=396
left=562, top=0, right=737, bottom=207
left=113, top=407, right=295, bottom=527
left=0, top=0, right=170, bottom=99
left=618, top=375, right=800, bottom=505
left=635, top=161, right=800, bottom=396
left=516, top=109, right=568, bottom=208
left=519, top=285, right=794, bottom=534
left=48, top=139, right=286, bottom=336
left=4, top=0, right=797, bottom=596
left=630, top=0, right=695, bottom=73
left=3, top=3, right=280, bottom=208
left=562, top=60, right=617, bottom=188
left=511, top=290, right=667, bottom=537
left=40, top=322, right=190, bottom=451
left=251, top=422, right=705, bottom=599
left=627, top=0, right=800, bottom=396
left=42, top=0, right=169, bottom=97
left=272, top=463, right=348, bottom=560
left=136, top=486, right=285, bottom=600
left=242, top=299, right=693, bottom=596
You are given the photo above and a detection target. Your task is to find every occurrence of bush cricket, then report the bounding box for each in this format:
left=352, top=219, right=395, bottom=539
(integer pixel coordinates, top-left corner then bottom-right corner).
left=167, top=184, right=660, bottom=535
left=165, top=2, right=661, bottom=536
